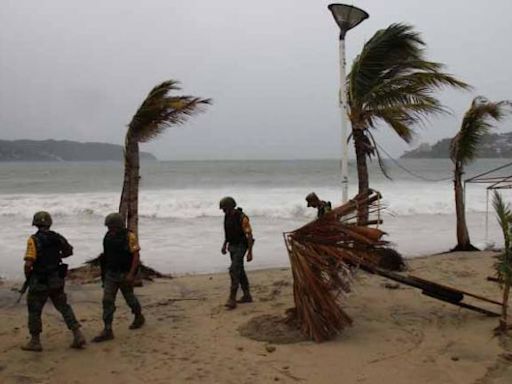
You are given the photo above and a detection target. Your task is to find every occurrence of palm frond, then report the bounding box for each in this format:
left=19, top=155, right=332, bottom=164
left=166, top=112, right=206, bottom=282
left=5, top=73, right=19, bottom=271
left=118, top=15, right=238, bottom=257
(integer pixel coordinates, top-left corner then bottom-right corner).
left=128, top=80, right=211, bottom=143
left=348, top=23, right=469, bottom=151
left=450, top=97, right=511, bottom=164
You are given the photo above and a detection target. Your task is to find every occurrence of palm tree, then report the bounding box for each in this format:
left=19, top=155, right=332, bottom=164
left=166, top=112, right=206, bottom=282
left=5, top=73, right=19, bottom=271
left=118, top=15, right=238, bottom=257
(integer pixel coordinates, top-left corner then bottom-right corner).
left=450, top=97, right=509, bottom=251
left=492, top=190, right=512, bottom=333
left=119, top=80, right=211, bottom=235
left=347, top=23, right=469, bottom=224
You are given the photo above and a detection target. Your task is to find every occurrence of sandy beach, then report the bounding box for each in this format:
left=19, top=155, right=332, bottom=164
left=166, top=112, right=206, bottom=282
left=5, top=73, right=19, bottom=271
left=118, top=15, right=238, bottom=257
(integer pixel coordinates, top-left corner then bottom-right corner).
left=1, top=251, right=511, bottom=384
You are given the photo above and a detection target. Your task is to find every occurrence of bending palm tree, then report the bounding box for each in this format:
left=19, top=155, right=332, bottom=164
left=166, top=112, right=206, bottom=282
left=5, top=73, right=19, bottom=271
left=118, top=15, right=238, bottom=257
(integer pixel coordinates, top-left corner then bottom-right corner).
left=120, top=80, right=211, bottom=235
left=347, top=24, right=469, bottom=224
left=450, top=97, right=509, bottom=251
left=492, top=191, right=512, bottom=333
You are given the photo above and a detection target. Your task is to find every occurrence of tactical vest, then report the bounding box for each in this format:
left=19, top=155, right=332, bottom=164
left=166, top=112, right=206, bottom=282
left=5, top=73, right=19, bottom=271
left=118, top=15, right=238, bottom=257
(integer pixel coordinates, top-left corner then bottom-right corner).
left=318, top=201, right=332, bottom=218
left=224, top=208, right=248, bottom=246
left=103, top=229, right=133, bottom=272
left=32, top=230, right=66, bottom=274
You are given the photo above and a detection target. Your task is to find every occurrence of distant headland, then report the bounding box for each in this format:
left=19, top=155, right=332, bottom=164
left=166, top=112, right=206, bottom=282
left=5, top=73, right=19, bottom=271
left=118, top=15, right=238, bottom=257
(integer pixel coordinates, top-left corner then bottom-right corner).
left=0, top=139, right=157, bottom=162
left=401, top=132, right=512, bottom=159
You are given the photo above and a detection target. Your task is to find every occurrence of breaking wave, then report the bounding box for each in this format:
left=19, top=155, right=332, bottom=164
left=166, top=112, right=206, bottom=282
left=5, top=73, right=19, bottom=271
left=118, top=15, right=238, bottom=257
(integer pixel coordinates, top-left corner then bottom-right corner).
left=0, top=183, right=495, bottom=220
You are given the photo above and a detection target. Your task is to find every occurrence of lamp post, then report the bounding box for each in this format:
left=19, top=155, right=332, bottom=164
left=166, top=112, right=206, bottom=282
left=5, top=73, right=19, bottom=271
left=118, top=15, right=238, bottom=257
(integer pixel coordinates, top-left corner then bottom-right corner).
left=328, top=4, right=369, bottom=203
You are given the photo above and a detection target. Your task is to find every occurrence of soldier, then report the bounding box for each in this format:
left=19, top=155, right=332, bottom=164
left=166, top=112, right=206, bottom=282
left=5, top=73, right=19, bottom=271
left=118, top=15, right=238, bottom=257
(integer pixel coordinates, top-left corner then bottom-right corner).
left=21, top=211, right=85, bottom=351
left=219, top=197, right=254, bottom=309
left=92, top=213, right=145, bottom=342
left=305, top=192, right=332, bottom=218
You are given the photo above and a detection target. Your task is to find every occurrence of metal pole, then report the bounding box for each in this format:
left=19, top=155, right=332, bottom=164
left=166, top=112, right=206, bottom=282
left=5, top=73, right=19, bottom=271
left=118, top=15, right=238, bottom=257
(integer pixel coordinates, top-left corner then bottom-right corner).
left=338, top=37, right=349, bottom=203
left=485, top=188, right=489, bottom=241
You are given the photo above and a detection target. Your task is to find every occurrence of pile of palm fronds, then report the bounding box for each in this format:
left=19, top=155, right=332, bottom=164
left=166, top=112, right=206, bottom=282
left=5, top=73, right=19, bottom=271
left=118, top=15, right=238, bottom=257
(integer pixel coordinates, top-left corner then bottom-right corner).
left=284, top=189, right=403, bottom=342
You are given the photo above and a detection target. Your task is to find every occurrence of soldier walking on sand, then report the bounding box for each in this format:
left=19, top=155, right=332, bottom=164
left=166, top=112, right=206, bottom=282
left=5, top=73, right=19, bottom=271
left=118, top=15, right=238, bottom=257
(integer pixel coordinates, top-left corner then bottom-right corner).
left=92, top=213, right=145, bottom=342
left=21, top=211, right=86, bottom=351
left=305, top=192, right=332, bottom=218
left=219, top=197, right=254, bottom=309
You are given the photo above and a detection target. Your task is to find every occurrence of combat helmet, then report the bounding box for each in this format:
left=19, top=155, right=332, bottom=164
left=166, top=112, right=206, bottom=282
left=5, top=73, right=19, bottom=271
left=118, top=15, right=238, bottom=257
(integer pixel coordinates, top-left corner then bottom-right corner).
left=32, top=211, right=52, bottom=227
left=104, top=212, right=125, bottom=228
left=305, top=192, right=319, bottom=207
left=219, top=196, right=236, bottom=210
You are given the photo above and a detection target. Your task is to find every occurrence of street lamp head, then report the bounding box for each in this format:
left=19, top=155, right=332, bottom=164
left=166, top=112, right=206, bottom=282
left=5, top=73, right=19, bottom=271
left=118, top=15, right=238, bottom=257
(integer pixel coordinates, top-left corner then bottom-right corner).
left=328, top=3, right=369, bottom=39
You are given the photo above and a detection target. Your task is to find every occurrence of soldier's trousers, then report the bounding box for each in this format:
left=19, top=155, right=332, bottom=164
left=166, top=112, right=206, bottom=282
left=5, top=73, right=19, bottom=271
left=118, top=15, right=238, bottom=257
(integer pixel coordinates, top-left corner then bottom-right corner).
left=102, top=273, right=142, bottom=328
left=228, top=243, right=249, bottom=296
left=27, top=285, right=80, bottom=335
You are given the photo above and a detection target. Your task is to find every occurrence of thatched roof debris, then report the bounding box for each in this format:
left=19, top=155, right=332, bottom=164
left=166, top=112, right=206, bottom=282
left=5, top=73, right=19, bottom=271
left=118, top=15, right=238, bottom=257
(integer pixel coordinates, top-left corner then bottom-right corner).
left=284, top=189, right=401, bottom=342
left=284, top=189, right=501, bottom=342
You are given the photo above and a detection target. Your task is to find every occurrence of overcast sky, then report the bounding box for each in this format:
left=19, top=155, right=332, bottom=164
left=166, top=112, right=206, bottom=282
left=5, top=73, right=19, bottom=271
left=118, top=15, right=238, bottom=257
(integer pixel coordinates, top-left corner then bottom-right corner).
left=1, top=0, right=511, bottom=160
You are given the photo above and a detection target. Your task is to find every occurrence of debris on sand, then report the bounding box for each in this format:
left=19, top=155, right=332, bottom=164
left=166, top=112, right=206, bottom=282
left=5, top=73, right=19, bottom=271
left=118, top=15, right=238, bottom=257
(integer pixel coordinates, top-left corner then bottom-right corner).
left=67, top=258, right=171, bottom=284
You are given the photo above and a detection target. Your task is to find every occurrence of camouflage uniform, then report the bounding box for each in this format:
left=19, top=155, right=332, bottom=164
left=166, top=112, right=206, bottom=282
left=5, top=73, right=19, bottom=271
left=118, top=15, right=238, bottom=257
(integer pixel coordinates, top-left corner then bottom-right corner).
left=22, top=219, right=85, bottom=351
left=100, top=227, right=143, bottom=330
left=27, top=271, right=80, bottom=335
left=228, top=243, right=250, bottom=296
left=220, top=199, right=254, bottom=308
left=102, top=270, right=142, bottom=328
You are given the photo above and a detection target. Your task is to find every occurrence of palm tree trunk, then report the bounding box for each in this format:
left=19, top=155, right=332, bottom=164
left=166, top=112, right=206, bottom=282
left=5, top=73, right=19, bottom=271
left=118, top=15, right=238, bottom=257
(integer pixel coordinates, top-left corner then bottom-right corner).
left=353, top=128, right=369, bottom=225
left=453, top=162, right=477, bottom=251
left=500, top=282, right=510, bottom=333
left=125, top=135, right=140, bottom=237
left=119, top=146, right=130, bottom=224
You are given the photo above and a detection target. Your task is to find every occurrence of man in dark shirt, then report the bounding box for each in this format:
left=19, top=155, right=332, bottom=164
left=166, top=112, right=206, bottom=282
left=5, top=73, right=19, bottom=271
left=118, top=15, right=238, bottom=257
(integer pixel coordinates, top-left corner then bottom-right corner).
left=220, top=196, right=254, bottom=310
left=305, top=192, right=332, bottom=218
left=92, top=213, right=145, bottom=343
left=22, top=211, right=85, bottom=351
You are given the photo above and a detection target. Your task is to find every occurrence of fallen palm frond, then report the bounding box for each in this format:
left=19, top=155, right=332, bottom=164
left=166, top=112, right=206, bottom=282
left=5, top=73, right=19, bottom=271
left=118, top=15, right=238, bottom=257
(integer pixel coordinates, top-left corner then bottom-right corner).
left=284, top=189, right=403, bottom=342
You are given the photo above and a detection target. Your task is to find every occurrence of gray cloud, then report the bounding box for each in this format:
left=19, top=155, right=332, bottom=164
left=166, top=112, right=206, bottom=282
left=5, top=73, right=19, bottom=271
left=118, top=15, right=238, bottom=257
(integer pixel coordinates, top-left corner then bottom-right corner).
left=1, top=0, right=511, bottom=160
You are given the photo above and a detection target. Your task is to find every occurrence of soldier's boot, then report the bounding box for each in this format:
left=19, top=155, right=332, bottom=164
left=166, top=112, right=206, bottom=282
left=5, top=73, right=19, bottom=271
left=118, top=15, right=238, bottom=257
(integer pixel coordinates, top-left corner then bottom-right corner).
left=237, top=290, right=253, bottom=303
left=70, top=328, right=86, bottom=349
left=91, top=328, right=114, bottom=343
left=224, top=290, right=237, bottom=309
left=129, top=313, right=145, bottom=330
left=21, top=334, right=43, bottom=352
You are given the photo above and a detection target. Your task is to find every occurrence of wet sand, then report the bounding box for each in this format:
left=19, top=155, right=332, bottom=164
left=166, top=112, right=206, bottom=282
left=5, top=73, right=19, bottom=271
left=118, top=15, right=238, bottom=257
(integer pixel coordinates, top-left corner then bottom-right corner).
left=0, top=251, right=511, bottom=384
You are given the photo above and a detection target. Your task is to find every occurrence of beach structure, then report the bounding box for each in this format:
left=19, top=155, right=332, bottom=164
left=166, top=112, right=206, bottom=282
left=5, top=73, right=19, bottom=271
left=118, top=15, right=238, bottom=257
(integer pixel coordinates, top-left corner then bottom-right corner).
left=284, top=190, right=502, bottom=342
left=465, top=160, right=512, bottom=241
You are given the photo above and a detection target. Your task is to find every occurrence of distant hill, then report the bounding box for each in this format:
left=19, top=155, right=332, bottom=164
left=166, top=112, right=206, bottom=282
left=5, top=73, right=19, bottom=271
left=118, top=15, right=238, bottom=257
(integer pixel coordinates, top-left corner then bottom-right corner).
left=0, top=140, right=157, bottom=162
left=401, top=132, right=512, bottom=159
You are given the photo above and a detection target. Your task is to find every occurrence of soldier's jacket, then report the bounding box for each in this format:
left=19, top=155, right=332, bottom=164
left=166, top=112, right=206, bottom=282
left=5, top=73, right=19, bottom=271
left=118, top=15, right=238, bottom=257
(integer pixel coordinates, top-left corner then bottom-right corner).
left=102, top=228, right=140, bottom=275
left=24, top=230, right=72, bottom=291
left=317, top=201, right=332, bottom=218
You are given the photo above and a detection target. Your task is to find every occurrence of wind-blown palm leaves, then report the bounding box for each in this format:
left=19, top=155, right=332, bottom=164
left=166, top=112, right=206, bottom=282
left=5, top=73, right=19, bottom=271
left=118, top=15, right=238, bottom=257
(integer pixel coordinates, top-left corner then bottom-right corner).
left=492, top=191, right=512, bottom=333
left=284, top=190, right=404, bottom=342
left=119, top=80, right=211, bottom=234
left=450, top=97, right=510, bottom=251
left=348, top=23, right=469, bottom=224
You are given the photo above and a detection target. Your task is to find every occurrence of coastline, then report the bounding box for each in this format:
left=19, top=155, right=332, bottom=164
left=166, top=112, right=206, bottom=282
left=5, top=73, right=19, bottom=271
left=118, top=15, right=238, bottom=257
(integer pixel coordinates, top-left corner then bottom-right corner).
left=1, top=250, right=511, bottom=383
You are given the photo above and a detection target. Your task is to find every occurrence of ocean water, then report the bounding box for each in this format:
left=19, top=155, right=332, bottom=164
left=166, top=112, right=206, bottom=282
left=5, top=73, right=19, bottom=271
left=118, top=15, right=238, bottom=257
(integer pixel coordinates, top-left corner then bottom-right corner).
left=1, top=158, right=511, bottom=279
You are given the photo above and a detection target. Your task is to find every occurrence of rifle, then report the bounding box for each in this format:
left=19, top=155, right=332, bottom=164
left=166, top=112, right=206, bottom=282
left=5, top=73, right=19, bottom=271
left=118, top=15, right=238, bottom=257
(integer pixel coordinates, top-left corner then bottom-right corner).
left=17, top=273, right=32, bottom=303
